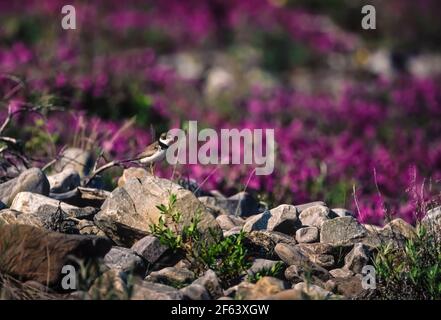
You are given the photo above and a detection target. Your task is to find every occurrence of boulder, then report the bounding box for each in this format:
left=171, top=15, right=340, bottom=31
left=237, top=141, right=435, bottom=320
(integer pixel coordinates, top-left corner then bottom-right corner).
left=0, top=224, right=111, bottom=287
left=0, top=168, right=49, bottom=206
left=47, top=168, right=81, bottom=193
left=94, top=176, right=220, bottom=247
left=320, top=216, right=367, bottom=244
left=295, top=226, right=319, bottom=243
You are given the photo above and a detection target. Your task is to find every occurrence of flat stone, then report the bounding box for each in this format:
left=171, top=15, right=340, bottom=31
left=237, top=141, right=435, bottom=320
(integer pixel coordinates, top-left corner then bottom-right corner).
left=329, top=268, right=354, bottom=278
left=296, top=201, right=327, bottom=213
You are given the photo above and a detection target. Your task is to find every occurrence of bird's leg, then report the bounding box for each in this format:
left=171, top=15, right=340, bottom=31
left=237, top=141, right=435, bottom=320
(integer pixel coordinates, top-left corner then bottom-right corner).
left=149, top=163, right=155, bottom=176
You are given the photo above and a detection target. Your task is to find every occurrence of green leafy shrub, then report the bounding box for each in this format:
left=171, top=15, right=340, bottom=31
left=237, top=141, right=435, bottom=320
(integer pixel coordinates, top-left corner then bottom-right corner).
left=149, top=194, right=251, bottom=286
left=373, top=224, right=441, bottom=299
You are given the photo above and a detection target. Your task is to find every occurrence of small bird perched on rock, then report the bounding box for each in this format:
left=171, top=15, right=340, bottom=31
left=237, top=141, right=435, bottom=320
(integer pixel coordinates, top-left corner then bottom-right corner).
left=135, top=132, right=175, bottom=173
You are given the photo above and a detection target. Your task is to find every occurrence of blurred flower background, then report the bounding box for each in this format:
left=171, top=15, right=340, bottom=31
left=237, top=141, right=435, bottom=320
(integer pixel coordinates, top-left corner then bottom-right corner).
left=1, top=0, right=441, bottom=225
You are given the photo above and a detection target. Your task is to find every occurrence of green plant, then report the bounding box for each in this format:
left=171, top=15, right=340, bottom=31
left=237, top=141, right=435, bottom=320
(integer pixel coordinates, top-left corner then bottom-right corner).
left=373, top=224, right=441, bottom=299
left=247, top=262, right=285, bottom=283
left=149, top=194, right=251, bottom=286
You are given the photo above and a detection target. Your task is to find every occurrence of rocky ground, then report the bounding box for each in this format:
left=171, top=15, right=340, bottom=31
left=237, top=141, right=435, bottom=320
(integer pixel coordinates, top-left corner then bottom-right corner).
left=1, top=148, right=440, bottom=300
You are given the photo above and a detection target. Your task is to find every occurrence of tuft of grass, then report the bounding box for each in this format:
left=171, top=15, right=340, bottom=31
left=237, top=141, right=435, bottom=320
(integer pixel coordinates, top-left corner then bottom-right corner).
left=149, top=194, right=251, bottom=287
left=373, top=223, right=441, bottom=299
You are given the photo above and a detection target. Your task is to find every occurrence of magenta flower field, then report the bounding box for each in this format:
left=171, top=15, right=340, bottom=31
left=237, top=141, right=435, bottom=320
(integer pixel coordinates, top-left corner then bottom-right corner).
left=1, top=0, right=441, bottom=226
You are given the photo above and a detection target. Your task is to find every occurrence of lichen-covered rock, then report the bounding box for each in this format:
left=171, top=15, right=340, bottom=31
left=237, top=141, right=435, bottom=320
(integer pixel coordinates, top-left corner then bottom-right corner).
left=320, top=216, right=367, bottom=244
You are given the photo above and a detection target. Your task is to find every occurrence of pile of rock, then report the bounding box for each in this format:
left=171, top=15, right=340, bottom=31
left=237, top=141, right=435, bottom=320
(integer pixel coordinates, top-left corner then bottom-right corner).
left=0, top=152, right=430, bottom=300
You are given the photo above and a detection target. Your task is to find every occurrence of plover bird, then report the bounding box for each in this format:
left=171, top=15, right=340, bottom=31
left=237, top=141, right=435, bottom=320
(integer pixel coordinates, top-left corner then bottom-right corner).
left=135, top=132, right=175, bottom=172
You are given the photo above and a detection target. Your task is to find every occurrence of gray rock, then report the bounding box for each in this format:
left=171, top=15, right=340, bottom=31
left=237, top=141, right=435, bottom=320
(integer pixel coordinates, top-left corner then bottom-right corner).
left=321, top=216, right=367, bottom=244
left=243, top=210, right=271, bottom=232
left=383, top=218, right=416, bottom=239
left=11, top=192, right=97, bottom=219
left=180, top=283, right=210, bottom=300
left=296, top=201, right=327, bottom=213
left=274, top=243, right=309, bottom=266
left=343, top=243, right=371, bottom=274
left=216, top=214, right=244, bottom=230
left=0, top=168, right=49, bottom=206
left=267, top=204, right=300, bottom=235
left=104, top=247, right=147, bottom=276
left=94, top=176, right=221, bottom=247
left=331, top=208, right=353, bottom=217
left=295, top=226, right=319, bottom=243
left=299, top=205, right=333, bottom=228
left=131, top=281, right=184, bottom=300
left=131, top=236, right=168, bottom=265
left=245, top=230, right=296, bottom=259
left=193, top=269, right=222, bottom=299
left=146, top=267, right=195, bottom=287
left=54, top=148, right=94, bottom=178
left=47, top=168, right=81, bottom=193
